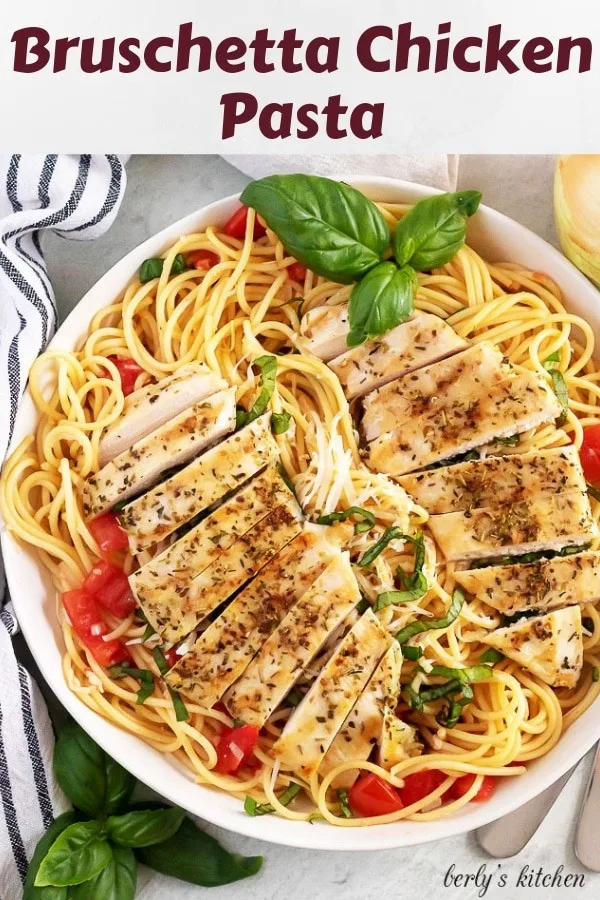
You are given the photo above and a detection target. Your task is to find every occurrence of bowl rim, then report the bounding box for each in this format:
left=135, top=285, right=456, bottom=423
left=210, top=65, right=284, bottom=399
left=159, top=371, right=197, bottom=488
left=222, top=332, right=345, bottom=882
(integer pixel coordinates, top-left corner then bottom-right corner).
left=4, top=174, right=600, bottom=852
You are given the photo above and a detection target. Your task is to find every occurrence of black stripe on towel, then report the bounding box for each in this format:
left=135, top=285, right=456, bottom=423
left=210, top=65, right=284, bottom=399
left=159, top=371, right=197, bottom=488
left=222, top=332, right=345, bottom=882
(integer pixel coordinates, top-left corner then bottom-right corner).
left=0, top=701, right=28, bottom=883
left=17, top=667, right=54, bottom=829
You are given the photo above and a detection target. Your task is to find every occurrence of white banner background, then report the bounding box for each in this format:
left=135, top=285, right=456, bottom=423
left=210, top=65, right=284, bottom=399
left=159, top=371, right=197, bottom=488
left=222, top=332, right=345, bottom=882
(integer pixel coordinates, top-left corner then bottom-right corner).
left=0, top=0, right=598, bottom=152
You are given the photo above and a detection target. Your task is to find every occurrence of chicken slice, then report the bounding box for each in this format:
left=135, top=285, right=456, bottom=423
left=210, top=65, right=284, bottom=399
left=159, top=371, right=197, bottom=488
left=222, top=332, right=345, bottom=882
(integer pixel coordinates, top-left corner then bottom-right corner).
left=378, top=709, right=422, bottom=770
left=271, top=610, right=392, bottom=779
left=299, top=303, right=349, bottom=361
left=428, top=491, right=598, bottom=562
left=455, top=550, right=600, bottom=616
left=319, top=643, right=403, bottom=789
left=130, top=465, right=292, bottom=612
left=224, top=553, right=360, bottom=728
left=83, top=388, right=236, bottom=519
left=99, top=363, right=226, bottom=466
left=118, top=414, right=278, bottom=553
left=165, top=526, right=341, bottom=708
left=397, top=446, right=585, bottom=515
left=480, top=606, right=583, bottom=688
left=329, top=313, right=468, bottom=401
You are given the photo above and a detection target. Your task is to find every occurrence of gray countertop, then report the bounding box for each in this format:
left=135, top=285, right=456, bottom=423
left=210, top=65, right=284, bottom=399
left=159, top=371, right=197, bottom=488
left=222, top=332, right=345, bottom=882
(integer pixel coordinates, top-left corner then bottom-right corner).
left=34, top=154, right=599, bottom=900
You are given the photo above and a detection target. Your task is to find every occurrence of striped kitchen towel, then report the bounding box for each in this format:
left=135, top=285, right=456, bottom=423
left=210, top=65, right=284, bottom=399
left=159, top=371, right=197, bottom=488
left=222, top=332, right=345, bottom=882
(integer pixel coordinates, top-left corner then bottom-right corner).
left=0, top=155, right=126, bottom=900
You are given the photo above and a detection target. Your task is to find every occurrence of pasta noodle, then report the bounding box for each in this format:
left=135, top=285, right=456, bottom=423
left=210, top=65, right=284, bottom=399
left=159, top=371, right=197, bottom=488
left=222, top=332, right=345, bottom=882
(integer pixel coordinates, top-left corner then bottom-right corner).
left=2, top=198, right=600, bottom=828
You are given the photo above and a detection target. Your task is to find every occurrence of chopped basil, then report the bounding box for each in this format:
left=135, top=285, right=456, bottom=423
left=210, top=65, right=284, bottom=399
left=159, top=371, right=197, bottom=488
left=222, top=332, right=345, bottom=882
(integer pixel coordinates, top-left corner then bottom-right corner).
left=337, top=788, right=353, bottom=818
left=593, top=667, right=600, bottom=683
left=152, top=646, right=170, bottom=677
left=317, top=506, right=376, bottom=536
left=587, top=482, right=600, bottom=503
left=402, top=645, right=424, bottom=661
left=168, top=688, right=190, bottom=722
left=244, top=783, right=302, bottom=817
left=493, top=433, right=520, bottom=447
left=480, top=648, right=504, bottom=664
left=395, top=588, right=464, bottom=646
left=356, top=596, right=371, bottom=614
left=284, top=689, right=302, bottom=708
left=374, top=533, right=428, bottom=610
left=236, top=355, right=278, bottom=429
left=502, top=609, right=543, bottom=627
left=404, top=663, right=492, bottom=728
left=271, top=411, right=291, bottom=434
left=277, top=462, right=297, bottom=497
left=357, top=526, right=411, bottom=567
left=108, top=664, right=155, bottom=706
left=139, top=254, right=187, bottom=284
left=469, top=542, right=589, bottom=569
left=548, top=368, right=569, bottom=425
left=543, top=350, right=561, bottom=368
left=141, top=623, right=156, bottom=642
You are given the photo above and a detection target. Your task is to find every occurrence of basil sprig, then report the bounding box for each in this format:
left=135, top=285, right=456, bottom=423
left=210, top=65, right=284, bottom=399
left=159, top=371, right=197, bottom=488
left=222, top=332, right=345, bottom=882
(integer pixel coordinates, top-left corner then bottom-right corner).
left=236, top=355, right=278, bottom=429
left=27, top=721, right=263, bottom=894
left=317, top=505, right=376, bottom=535
left=347, top=262, right=416, bottom=347
left=241, top=174, right=390, bottom=283
left=392, top=190, right=482, bottom=270
left=395, top=588, right=465, bottom=645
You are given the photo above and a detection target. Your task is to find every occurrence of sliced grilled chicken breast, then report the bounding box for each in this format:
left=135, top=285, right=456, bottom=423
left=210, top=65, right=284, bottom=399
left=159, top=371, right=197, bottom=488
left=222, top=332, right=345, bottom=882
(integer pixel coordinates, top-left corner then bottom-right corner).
left=271, top=610, right=391, bottom=779
left=398, top=446, right=585, bottom=515
left=480, top=606, right=583, bottom=688
left=455, top=550, right=600, bottom=616
left=165, top=527, right=340, bottom=708
left=98, top=364, right=226, bottom=466
left=319, top=643, right=403, bottom=789
left=139, top=493, right=303, bottom=642
left=299, top=303, right=349, bottom=361
left=378, top=709, right=422, bottom=770
left=84, top=389, right=236, bottom=519
left=329, top=313, right=468, bottom=401
left=428, top=491, right=597, bottom=562
left=118, top=414, right=278, bottom=553
left=224, top=553, right=360, bottom=728
left=130, top=465, right=293, bottom=612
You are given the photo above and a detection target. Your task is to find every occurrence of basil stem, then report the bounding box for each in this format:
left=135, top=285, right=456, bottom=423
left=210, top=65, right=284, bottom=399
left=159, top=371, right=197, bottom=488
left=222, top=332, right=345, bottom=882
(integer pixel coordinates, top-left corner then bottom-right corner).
left=244, top=783, right=302, bottom=817
left=317, top=506, right=376, bottom=535
left=395, top=588, right=465, bottom=645
left=236, top=355, right=278, bottom=429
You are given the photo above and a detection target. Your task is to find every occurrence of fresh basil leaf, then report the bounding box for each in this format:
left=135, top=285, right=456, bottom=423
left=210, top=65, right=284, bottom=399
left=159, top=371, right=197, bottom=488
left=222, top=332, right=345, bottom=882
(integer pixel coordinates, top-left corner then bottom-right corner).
left=337, top=788, right=353, bottom=818
left=34, top=821, right=111, bottom=888
left=373, top=580, right=426, bottom=612
left=392, top=190, right=481, bottom=271
left=241, top=174, right=389, bottom=284
left=141, top=622, right=156, bottom=641
left=480, top=648, right=504, bottom=664
left=52, top=723, right=106, bottom=817
left=152, top=646, right=169, bottom=677
left=402, top=645, right=423, bottom=661
left=68, top=845, right=136, bottom=900
left=396, top=588, right=465, bottom=645
left=139, top=254, right=188, bottom=284
left=236, top=355, right=278, bottom=429
left=244, top=783, right=302, bottom=817
left=24, top=812, right=79, bottom=900
left=316, top=505, right=375, bottom=535
left=347, top=262, right=415, bottom=347
left=543, top=350, right=561, bottom=368
left=168, top=687, right=190, bottom=722
left=357, top=526, right=407, bottom=567
left=136, top=815, right=263, bottom=886
left=271, top=411, right=291, bottom=434
left=549, top=368, right=569, bottom=425
left=108, top=806, right=185, bottom=849
left=108, top=664, right=155, bottom=706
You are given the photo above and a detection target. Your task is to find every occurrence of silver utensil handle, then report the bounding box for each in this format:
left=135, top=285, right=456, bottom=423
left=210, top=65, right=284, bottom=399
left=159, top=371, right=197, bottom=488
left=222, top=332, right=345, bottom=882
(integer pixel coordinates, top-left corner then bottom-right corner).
left=575, top=743, right=600, bottom=871
left=476, top=767, right=576, bottom=858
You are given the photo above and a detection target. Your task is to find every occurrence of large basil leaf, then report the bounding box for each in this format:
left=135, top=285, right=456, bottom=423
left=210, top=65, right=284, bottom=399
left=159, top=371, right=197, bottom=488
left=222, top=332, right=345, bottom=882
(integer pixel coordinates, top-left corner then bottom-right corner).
left=136, top=815, right=263, bottom=886
left=24, top=812, right=79, bottom=900
left=69, top=846, right=136, bottom=900
left=34, top=821, right=111, bottom=888
left=347, top=262, right=415, bottom=347
left=53, top=721, right=135, bottom=816
left=107, top=806, right=185, bottom=848
left=241, top=174, right=389, bottom=284
left=392, top=190, right=482, bottom=271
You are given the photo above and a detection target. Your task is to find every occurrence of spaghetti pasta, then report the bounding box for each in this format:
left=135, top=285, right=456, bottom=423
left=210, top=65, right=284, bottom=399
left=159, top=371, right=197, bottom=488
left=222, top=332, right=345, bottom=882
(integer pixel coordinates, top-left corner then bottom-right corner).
left=2, top=196, right=600, bottom=828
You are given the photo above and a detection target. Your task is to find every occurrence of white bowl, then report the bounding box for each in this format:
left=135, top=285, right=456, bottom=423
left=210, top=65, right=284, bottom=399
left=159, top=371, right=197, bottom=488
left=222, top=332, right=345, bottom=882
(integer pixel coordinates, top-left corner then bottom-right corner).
left=4, top=177, right=600, bottom=852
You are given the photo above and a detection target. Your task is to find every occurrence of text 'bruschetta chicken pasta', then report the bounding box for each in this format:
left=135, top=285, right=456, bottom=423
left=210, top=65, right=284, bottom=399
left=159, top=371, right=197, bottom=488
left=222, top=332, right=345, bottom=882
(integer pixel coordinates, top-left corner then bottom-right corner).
left=3, top=175, right=600, bottom=827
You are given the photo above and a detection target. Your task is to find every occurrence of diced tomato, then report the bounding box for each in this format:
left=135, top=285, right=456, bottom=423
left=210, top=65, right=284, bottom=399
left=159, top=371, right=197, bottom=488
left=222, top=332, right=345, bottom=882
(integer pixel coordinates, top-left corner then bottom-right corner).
left=107, top=356, right=146, bottom=396
left=446, top=774, right=496, bottom=803
left=287, top=262, right=307, bottom=282
left=223, top=205, right=266, bottom=241
left=396, top=769, right=447, bottom=808
left=83, top=560, right=135, bottom=619
left=580, top=425, right=600, bottom=483
left=214, top=724, right=259, bottom=775
left=187, top=249, right=220, bottom=271
left=62, top=589, right=129, bottom=667
left=348, top=773, right=403, bottom=818
left=88, top=513, right=129, bottom=554
left=164, top=647, right=179, bottom=669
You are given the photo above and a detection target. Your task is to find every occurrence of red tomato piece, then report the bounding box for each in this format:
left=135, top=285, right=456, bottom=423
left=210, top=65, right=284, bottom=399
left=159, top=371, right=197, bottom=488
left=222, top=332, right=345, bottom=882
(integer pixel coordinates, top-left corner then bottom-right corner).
left=446, top=774, right=496, bottom=803
left=164, top=647, right=180, bottom=669
left=348, top=773, right=403, bottom=818
left=83, top=560, right=135, bottom=619
left=107, top=356, right=146, bottom=396
left=187, top=249, right=220, bottom=271
left=223, top=206, right=266, bottom=241
left=580, top=425, right=600, bottom=483
left=396, top=769, right=447, bottom=808
left=214, top=724, right=259, bottom=774
left=62, top=589, right=129, bottom=667
left=287, top=262, right=307, bottom=282
left=88, top=513, right=129, bottom=554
